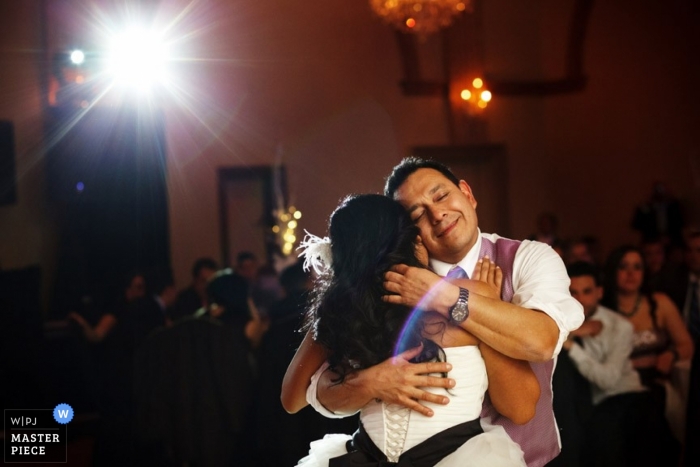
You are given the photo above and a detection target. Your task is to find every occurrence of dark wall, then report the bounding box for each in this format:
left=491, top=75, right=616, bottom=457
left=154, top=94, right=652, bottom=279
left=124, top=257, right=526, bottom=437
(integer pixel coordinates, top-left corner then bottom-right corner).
left=45, top=106, right=170, bottom=316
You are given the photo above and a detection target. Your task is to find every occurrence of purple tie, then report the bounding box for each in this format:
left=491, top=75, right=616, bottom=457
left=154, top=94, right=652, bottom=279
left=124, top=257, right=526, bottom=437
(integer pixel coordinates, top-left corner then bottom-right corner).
left=446, top=265, right=468, bottom=280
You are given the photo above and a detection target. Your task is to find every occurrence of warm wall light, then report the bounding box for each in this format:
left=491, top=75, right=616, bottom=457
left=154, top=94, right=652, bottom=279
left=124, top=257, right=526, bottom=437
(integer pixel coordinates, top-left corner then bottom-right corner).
left=273, top=205, right=303, bottom=256
left=369, top=0, right=473, bottom=35
left=460, top=77, right=491, bottom=113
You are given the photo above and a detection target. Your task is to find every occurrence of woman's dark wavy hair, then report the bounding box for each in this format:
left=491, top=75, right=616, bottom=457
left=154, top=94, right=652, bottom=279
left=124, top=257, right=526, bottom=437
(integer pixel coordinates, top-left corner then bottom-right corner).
left=601, top=245, right=655, bottom=313
left=305, top=194, right=445, bottom=381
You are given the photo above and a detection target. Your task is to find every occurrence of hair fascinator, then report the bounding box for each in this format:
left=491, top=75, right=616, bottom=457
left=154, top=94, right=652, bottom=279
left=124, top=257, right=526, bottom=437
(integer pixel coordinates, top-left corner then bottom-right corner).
left=298, top=231, right=332, bottom=275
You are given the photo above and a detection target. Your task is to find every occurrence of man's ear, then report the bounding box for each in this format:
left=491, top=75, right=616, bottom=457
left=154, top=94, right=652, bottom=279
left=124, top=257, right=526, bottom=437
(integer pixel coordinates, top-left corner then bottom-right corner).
left=458, top=180, right=477, bottom=209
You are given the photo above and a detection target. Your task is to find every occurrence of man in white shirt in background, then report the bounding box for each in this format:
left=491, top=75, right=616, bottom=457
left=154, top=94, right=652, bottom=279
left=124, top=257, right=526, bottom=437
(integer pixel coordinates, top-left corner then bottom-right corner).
left=564, top=261, right=663, bottom=467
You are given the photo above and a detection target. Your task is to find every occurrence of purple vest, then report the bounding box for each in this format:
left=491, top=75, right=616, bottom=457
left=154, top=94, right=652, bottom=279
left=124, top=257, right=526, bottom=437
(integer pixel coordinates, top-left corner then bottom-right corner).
left=478, top=236, right=559, bottom=467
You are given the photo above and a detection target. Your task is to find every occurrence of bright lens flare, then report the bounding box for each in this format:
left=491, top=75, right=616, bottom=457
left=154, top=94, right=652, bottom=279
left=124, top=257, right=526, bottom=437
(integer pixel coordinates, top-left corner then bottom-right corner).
left=107, top=29, right=169, bottom=89
left=70, top=50, right=85, bottom=65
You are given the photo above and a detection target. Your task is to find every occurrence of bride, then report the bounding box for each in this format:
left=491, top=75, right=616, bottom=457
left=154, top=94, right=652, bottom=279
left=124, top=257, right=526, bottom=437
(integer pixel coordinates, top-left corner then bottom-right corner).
left=282, top=194, right=539, bottom=466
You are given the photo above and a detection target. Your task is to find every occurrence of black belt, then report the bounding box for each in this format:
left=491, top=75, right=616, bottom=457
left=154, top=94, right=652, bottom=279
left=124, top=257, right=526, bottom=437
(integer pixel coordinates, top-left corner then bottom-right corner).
left=329, top=417, right=483, bottom=467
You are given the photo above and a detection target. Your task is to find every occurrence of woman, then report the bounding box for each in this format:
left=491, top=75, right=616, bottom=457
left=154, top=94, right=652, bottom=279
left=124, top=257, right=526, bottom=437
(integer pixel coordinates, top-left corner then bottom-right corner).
left=602, top=245, right=693, bottom=445
left=69, top=270, right=146, bottom=343
left=602, top=246, right=693, bottom=386
left=283, top=194, right=539, bottom=466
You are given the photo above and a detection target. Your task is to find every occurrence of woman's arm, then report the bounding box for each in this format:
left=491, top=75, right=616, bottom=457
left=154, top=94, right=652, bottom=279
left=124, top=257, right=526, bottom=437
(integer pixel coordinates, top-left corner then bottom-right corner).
left=654, top=293, right=694, bottom=373
left=244, top=299, right=269, bottom=349
left=480, top=342, right=540, bottom=425
left=68, top=312, right=117, bottom=343
left=281, top=329, right=329, bottom=413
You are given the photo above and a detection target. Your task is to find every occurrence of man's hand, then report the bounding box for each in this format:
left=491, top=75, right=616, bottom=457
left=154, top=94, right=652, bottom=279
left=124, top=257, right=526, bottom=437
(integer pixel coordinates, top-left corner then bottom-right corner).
left=338, top=344, right=455, bottom=417
left=382, top=265, right=458, bottom=314
left=570, top=320, right=603, bottom=338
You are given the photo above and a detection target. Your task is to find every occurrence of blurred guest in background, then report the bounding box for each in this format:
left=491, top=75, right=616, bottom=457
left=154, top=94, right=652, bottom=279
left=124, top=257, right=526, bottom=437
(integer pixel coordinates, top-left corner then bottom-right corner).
left=602, top=246, right=693, bottom=457
left=69, top=270, right=145, bottom=343
left=169, top=257, right=218, bottom=322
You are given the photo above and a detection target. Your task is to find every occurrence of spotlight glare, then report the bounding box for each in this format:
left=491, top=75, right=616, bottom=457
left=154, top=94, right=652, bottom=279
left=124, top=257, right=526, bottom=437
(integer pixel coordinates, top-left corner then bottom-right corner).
left=70, top=50, right=85, bottom=65
left=107, top=28, right=169, bottom=90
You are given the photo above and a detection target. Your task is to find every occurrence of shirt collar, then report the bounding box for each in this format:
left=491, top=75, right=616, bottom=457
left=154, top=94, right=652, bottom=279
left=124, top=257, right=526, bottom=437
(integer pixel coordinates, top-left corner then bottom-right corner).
left=430, top=229, right=482, bottom=278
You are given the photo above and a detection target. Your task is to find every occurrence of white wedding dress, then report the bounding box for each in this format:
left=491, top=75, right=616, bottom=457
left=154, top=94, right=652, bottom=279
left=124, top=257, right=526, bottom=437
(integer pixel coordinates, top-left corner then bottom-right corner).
left=297, top=346, right=525, bottom=466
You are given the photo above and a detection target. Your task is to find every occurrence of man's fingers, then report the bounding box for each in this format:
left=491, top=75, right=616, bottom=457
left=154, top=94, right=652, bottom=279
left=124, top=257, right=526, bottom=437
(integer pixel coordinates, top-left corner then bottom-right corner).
left=417, top=375, right=456, bottom=390
left=382, top=294, right=404, bottom=304
left=408, top=361, right=453, bottom=376
left=398, top=391, right=450, bottom=416
left=395, top=343, right=424, bottom=362
left=383, top=280, right=402, bottom=294
left=401, top=398, right=435, bottom=417
left=389, top=264, right=410, bottom=274
left=384, top=270, right=404, bottom=283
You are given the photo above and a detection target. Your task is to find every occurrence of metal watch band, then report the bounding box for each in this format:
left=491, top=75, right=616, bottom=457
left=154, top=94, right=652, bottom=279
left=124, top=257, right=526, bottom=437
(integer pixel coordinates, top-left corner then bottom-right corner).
left=449, top=287, right=470, bottom=323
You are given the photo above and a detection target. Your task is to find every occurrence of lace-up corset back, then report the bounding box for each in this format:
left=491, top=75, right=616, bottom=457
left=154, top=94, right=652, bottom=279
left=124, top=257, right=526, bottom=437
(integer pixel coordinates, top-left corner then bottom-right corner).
left=359, top=346, right=488, bottom=462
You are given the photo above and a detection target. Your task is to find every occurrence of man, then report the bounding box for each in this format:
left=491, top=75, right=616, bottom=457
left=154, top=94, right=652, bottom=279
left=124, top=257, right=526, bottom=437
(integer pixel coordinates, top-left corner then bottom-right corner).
left=170, top=257, right=218, bottom=322
left=235, top=251, right=260, bottom=286
left=563, top=262, right=648, bottom=466
left=302, top=158, right=583, bottom=466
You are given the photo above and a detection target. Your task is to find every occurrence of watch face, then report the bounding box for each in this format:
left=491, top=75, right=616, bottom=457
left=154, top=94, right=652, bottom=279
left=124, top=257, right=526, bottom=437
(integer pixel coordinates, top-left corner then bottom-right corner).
left=451, top=303, right=469, bottom=323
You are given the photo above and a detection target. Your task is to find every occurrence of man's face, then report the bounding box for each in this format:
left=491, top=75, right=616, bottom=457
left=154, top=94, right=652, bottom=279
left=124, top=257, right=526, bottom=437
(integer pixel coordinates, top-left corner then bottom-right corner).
left=686, top=236, right=700, bottom=274
left=195, top=267, right=217, bottom=292
left=395, top=168, right=478, bottom=264
left=236, top=259, right=258, bottom=283
left=569, top=275, right=602, bottom=318
left=125, top=275, right=146, bottom=302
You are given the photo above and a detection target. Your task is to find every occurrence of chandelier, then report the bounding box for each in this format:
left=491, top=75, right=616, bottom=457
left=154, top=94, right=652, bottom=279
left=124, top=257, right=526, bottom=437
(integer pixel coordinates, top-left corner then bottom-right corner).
left=369, top=0, right=473, bottom=35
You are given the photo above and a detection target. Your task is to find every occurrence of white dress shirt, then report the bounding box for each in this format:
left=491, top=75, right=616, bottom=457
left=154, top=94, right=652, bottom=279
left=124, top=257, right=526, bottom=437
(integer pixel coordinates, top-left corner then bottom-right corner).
left=567, top=305, right=646, bottom=405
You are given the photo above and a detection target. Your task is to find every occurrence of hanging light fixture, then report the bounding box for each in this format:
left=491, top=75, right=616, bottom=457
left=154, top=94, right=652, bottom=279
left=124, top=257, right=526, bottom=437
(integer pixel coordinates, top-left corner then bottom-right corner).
left=369, top=0, right=473, bottom=35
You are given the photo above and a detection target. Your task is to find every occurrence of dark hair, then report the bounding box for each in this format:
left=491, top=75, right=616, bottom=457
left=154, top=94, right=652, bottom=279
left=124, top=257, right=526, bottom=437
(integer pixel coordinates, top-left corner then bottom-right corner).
left=122, top=269, right=145, bottom=290
left=191, top=257, right=218, bottom=278
left=601, top=245, right=653, bottom=312
left=236, top=251, right=257, bottom=264
left=146, top=266, right=174, bottom=296
left=206, top=269, right=251, bottom=325
left=384, top=157, right=460, bottom=199
left=567, top=261, right=601, bottom=286
left=307, top=194, right=444, bottom=382
left=279, top=261, right=310, bottom=293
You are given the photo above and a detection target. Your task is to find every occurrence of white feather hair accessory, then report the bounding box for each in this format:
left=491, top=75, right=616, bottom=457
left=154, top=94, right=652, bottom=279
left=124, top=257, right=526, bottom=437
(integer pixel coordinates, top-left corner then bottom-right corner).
left=297, top=231, right=333, bottom=275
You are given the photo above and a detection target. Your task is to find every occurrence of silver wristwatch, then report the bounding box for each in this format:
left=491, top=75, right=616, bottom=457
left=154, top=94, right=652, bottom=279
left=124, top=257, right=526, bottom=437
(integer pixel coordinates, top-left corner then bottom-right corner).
left=449, top=287, right=470, bottom=323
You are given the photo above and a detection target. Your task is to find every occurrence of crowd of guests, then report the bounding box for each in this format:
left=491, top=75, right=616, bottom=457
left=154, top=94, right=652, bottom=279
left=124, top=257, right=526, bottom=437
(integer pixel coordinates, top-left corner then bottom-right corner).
left=530, top=210, right=697, bottom=467
left=67, top=251, right=357, bottom=466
